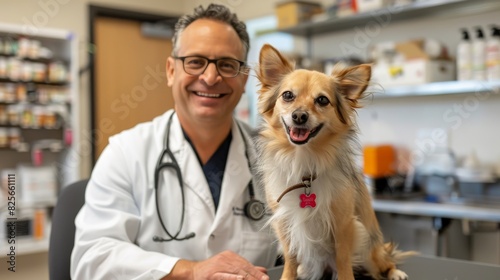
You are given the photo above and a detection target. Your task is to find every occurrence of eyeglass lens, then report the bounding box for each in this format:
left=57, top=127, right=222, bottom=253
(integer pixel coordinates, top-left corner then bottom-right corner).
left=182, top=56, right=241, bottom=77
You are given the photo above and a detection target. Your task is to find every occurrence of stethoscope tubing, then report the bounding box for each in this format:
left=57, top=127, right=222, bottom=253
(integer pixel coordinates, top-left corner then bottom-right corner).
left=153, top=111, right=264, bottom=242
left=153, top=112, right=193, bottom=242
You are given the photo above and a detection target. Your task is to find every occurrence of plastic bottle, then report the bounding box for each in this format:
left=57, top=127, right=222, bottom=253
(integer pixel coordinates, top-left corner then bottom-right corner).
left=486, top=26, right=500, bottom=81
left=457, top=28, right=472, bottom=81
left=472, top=27, right=487, bottom=81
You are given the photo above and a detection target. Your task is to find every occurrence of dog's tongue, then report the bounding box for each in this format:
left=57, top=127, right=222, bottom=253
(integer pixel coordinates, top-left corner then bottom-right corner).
left=290, top=127, right=310, bottom=142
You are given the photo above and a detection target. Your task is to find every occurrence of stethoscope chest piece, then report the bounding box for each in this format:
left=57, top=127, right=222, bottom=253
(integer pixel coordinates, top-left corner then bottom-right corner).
left=244, top=199, right=266, bottom=221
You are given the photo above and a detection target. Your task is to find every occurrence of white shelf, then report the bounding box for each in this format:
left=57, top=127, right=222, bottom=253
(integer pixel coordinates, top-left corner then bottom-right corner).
left=0, top=22, right=74, bottom=40
left=374, top=80, right=500, bottom=98
left=278, top=0, right=500, bottom=36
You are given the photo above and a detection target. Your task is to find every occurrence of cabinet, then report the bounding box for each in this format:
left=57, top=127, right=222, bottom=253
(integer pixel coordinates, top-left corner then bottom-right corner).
left=277, top=0, right=500, bottom=97
left=0, top=23, right=79, bottom=255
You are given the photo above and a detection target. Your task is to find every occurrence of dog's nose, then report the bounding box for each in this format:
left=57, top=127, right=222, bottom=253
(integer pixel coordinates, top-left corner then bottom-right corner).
left=292, top=110, right=308, bottom=125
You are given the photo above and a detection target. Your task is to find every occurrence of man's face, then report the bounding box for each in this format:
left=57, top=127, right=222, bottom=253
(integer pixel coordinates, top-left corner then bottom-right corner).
left=166, top=18, right=248, bottom=126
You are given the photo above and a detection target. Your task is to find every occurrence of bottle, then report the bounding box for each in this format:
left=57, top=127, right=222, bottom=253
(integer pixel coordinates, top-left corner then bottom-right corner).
left=486, top=26, right=500, bottom=81
left=457, top=28, right=472, bottom=81
left=472, top=26, right=487, bottom=81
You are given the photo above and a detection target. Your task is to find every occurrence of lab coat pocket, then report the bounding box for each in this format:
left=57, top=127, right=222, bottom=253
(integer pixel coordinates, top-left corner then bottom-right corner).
left=240, top=231, right=277, bottom=268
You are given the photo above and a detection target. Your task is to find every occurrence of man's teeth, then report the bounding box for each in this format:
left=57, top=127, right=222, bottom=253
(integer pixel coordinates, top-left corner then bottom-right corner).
left=196, top=92, right=221, bottom=98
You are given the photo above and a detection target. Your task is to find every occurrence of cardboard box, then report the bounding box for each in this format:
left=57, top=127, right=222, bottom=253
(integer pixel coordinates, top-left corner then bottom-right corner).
left=395, top=39, right=450, bottom=61
left=18, top=164, right=57, bottom=205
left=275, top=1, right=323, bottom=29
left=372, top=59, right=455, bottom=87
left=356, top=0, right=390, bottom=13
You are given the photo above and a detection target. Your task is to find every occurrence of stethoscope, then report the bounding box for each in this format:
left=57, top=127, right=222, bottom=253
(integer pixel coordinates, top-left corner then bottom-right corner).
left=153, top=112, right=266, bottom=242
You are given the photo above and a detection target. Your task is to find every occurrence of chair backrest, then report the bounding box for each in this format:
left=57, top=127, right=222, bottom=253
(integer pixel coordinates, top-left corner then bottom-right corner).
left=49, top=179, right=88, bottom=280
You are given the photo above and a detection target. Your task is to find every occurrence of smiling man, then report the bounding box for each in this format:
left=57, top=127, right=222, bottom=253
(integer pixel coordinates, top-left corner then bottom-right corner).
left=71, top=4, right=278, bottom=280
left=166, top=16, right=248, bottom=165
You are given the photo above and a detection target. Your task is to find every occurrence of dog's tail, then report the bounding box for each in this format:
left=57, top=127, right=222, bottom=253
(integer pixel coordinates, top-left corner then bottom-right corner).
left=383, top=242, right=418, bottom=264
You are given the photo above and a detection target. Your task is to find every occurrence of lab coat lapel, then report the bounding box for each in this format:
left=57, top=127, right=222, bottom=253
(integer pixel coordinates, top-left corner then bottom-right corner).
left=212, top=120, right=251, bottom=229
left=168, top=115, right=216, bottom=217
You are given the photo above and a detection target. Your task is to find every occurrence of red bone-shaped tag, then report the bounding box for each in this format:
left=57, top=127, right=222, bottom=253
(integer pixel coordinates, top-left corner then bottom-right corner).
left=300, top=193, right=316, bottom=208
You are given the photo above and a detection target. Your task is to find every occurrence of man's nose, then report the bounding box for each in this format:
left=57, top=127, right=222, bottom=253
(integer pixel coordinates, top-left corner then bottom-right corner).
left=199, top=62, right=222, bottom=85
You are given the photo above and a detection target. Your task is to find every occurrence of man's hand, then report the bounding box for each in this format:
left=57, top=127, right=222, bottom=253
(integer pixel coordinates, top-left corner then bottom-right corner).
left=165, top=250, right=269, bottom=280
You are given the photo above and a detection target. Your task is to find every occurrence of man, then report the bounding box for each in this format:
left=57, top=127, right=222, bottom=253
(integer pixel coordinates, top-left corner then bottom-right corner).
left=71, top=4, right=278, bottom=280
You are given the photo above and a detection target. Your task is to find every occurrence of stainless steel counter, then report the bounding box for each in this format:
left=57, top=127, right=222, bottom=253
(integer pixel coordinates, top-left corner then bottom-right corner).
left=267, top=255, right=500, bottom=280
left=372, top=199, right=500, bottom=222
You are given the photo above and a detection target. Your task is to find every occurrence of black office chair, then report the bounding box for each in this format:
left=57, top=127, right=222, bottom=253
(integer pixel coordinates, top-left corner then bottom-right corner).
left=49, top=179, right=88, bottom=280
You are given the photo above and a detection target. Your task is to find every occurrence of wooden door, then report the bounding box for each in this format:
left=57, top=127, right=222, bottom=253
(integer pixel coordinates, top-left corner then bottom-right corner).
left=94, top=17, right=173, bottom=161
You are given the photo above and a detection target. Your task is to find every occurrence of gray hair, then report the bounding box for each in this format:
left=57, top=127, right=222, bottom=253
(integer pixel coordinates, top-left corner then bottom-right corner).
left=171, top=4, right=250, bottom=60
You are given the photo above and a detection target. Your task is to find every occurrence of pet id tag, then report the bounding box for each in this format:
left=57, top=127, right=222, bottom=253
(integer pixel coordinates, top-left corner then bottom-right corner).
left=300, top=193, right=316, bottom=208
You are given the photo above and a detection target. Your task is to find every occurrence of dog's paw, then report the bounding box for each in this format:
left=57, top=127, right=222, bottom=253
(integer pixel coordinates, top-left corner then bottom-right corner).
left=388, top=269, right=408, bottom=280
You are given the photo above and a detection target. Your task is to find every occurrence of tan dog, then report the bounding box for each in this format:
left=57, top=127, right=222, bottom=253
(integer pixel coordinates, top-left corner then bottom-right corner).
left=255, top=44, right=413, bottom=280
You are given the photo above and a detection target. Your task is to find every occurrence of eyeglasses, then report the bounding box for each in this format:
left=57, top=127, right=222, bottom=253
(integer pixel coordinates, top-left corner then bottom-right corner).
left=173, top=56, right=246, bottom=78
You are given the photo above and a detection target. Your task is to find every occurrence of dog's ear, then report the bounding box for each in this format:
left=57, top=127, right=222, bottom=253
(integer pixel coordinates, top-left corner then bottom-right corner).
left=331, top=63, right=371, bottom=109
left=257, top=44, right=295, bottom=115
left=257, top=44, right=295, bottom=88
left=331, top=63, right=371, bottom=124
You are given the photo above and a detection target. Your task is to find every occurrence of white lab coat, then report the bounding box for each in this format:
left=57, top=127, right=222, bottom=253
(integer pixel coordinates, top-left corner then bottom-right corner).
left=71, top=110, right=278, bottom=280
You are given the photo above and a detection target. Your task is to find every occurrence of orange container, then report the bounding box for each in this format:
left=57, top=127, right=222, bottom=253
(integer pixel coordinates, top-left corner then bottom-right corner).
left=33, top=209, right=46, bottom=240
left=363, top=145, right=395, bottom=178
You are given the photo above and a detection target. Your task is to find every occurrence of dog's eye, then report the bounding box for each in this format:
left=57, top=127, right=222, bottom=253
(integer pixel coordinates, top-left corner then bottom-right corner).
left=315, top=96, right=330, bottom=106
left=282, top=91, right=295, bottom=102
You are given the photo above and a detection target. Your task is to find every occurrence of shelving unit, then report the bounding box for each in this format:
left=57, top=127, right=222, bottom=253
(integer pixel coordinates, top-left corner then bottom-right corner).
left=278, top=0, right=500, bottom=36
left=376, top=80, right=500, bottom=98
left=0, top=23, right=79, bottom=255
left=276, top=0, right=500, bottom=99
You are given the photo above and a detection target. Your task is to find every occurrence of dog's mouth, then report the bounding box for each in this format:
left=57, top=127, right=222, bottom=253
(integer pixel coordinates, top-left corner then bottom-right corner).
left=283, top=119, right=323, bottom=145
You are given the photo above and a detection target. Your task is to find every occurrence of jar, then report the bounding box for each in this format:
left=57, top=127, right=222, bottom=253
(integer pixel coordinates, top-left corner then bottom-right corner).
left=0, top=105, right=7, bottom=125
left=7, top=105, right=20, bottom=125
left=4, top=83, right=16, bottom=103
left=21, top=105, right=33, bottom=128
left=8, top=127, right=21, bottom=148
left=8, top=58, right=22, bottom=81
left=17, top=37, right=30, bottom=58
left=38, top=87, right=49, bottom=104
left=0, top=57, right=7, bottom=77
left=29, top=40, right=41, bottom=59
left=0, top=84, right=5, bottom=102
left=3, top=37, right=14, bottom=55
left=16, top=84, right=27, bottom=102
left=22, top=61, right=33, bottom=81
left=32, top=63, right=47, bottom=82
left=0, top=127, right=8, bottom=147
left=44, top=107, right=57, bottom=129
left=49, top=62, right=67, bottom=83
left=32, top=105, right=44, bottom=128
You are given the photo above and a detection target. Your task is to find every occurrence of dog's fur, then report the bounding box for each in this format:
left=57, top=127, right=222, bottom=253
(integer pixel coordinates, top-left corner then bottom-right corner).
left=255, top=44, right=412, bottom=280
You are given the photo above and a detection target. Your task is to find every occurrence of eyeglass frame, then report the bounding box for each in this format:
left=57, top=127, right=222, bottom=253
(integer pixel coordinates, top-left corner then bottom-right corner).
left=172, top=55, right=248, bottom=78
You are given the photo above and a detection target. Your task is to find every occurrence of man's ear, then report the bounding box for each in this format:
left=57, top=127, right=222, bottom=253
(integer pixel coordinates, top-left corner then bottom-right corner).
left=166, top=56, right=175, bottom=87
left=257, top=44, right=295, bottom=90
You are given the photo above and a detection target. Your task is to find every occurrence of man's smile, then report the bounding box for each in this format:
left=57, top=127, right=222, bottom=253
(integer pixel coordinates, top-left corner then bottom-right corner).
left=193, top=91, right=226, bottom=98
